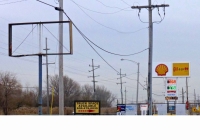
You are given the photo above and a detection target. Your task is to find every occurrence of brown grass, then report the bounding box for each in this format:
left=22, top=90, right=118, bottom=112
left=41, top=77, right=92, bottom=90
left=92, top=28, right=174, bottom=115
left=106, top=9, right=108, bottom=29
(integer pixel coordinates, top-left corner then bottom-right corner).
left=0, top=107, right=117, bottom=115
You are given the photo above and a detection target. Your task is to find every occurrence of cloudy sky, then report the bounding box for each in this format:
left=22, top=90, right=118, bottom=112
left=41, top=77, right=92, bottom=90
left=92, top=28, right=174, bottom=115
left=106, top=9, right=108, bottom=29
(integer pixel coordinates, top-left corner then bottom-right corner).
left=0, top=0, right=200, bottom=104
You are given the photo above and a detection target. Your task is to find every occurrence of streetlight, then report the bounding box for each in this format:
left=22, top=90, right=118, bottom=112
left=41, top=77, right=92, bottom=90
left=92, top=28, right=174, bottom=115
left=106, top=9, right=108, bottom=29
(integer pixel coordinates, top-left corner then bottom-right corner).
left=121, top=59, right=139, bottom=105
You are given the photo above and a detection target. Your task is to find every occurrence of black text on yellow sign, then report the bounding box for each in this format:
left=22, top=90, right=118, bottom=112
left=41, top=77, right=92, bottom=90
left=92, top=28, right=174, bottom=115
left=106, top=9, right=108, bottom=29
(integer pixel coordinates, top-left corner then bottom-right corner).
left=74, top=101, right=100, bottom=114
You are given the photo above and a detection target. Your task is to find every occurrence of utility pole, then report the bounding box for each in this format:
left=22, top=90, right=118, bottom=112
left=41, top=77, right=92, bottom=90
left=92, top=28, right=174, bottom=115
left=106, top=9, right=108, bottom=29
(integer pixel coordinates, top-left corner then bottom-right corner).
left=186, top=77, right=189, bottom=102
left=182, top=87, right=184, bottom=104
left=88, top=59, right=100, bottom=100
left=136, top=63, right=139, bottom=105
left=131, top=1, right=169, bottom=115
left=124, top=87, right=127, bottom=104
left=117, top=69, right=126, bottom=104
left=43, top=38, right=55, bottom=115
left=144, top=77, right=149, bottom=103
left=38, top=24, right=43, bottom=115
left=186, top=77, right=189, bottom=114
left=59, top=0, right=64, bottom=115
left=194, top=89, right=196, bottom=104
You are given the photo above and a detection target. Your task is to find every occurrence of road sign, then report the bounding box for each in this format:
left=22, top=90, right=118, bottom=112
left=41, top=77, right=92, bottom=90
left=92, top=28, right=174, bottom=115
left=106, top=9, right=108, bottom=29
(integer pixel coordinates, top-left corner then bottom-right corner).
left=74, top=100, right=100, bottom=115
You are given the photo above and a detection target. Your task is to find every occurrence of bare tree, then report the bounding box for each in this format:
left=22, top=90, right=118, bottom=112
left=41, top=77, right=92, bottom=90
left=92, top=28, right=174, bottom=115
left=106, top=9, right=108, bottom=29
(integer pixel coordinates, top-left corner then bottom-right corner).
left=80, top=84, right=93, bottom=100
left=80, top=84, right=116, bottom=107
left=49, top=74, right=81, bottom=107
left=95, top=85, right=116, bottom=107
left=0, top=71, right=22, bottom=115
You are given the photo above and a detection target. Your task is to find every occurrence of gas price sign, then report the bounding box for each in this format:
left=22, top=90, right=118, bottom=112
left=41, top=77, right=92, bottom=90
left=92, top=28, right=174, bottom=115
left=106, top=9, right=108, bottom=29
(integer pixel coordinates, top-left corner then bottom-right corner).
left=165, top=78, right=178, bottom=99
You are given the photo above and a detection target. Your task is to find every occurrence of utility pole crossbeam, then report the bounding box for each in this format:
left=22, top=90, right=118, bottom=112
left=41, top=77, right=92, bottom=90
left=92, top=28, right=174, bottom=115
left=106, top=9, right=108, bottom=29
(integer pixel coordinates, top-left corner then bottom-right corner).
left=117, top=69, right=126, bottom=104
left=43, top=38, right=55, bottom=115
left=88, top=59, right=100, bottom=100
left=131, top=0, right=169, bottom=115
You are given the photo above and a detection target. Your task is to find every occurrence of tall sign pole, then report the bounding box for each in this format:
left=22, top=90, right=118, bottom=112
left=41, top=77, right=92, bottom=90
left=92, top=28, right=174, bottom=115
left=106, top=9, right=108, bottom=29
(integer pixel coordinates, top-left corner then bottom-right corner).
left=59, top=0, right=64, bottom=115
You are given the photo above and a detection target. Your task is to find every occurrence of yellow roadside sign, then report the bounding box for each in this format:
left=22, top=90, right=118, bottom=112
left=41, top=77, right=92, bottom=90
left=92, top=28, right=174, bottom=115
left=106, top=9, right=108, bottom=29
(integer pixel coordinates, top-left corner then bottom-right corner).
left=74, top=100, right=100, bottom=115
left=172, top=63, right=190, bottom=76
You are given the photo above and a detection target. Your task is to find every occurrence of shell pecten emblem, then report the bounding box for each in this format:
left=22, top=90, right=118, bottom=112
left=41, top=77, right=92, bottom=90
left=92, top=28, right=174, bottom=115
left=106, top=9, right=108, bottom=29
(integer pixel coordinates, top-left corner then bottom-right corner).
left=155, top=64, right=168, bottom=76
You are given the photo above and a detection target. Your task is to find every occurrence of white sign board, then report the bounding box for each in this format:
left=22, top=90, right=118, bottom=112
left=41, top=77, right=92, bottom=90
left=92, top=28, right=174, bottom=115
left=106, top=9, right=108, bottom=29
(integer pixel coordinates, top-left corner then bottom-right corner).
left=165, top=78, right=179, bottom=102
left=140, top=104, right=148, bottom=115
left=156, top=104, right=167, bottom=115
left=125, top=105, right=137, bottom=115
left=176, top=104, right=186, bottom=115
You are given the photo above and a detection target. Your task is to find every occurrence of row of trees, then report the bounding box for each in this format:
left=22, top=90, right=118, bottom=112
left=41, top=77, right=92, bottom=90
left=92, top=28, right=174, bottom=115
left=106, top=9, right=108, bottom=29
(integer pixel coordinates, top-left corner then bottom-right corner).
left=0, top=71, right=116, bottom=115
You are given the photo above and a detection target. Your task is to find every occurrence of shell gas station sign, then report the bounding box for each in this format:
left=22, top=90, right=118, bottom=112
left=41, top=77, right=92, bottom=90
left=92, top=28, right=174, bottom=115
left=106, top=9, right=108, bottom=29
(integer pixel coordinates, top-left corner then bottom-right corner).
left=153, top=62, right=190, bottom=77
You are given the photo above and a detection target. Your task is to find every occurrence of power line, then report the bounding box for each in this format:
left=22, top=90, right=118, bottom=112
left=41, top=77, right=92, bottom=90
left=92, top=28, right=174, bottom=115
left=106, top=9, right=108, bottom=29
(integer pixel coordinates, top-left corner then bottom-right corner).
left=120, top=0, right=131, bottom=6
left=70, top=0, right=148, bottom=34
left=0, top=0, right=27, bottom=5
left=80, top=32, right=149, bottom=56
left=36, top=0, right=148, bottom=74
left=95, top=0, right=132, bottom=11
left=71, top=0, right=131, bottom=14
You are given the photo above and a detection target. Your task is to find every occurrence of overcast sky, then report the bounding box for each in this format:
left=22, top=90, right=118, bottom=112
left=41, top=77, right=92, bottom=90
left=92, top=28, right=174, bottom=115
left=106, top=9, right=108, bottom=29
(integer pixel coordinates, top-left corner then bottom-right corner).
left=0, top=0, right=200, bottom=104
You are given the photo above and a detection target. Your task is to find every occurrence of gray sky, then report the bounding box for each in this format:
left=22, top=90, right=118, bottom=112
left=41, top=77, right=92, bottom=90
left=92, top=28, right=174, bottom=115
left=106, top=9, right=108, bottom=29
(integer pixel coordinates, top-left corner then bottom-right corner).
left=0, top=0, right=199, bottom=104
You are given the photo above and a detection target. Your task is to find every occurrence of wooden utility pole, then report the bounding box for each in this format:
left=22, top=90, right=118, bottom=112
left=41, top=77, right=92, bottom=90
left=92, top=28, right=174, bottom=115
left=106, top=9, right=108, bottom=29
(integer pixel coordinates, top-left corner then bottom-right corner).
left=117, top=69, right=126, bottom=104
left=88, top=59, right=100, bottom=100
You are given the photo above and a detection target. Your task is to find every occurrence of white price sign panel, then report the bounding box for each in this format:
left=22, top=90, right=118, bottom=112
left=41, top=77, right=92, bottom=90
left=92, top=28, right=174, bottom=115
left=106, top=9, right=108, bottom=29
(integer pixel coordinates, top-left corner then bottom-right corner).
left=165, top=78, right=178, bottom=99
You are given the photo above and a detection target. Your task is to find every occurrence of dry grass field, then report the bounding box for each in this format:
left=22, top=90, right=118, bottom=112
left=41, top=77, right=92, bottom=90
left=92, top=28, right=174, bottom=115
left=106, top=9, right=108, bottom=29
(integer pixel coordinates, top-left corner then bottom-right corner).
left=0, top=107, right=117, bottom=115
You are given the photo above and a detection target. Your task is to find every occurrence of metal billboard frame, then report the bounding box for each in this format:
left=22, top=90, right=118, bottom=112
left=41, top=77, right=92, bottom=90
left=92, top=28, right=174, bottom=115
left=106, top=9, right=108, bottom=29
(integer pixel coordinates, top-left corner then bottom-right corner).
left=8, top=20, right=73, bottom=57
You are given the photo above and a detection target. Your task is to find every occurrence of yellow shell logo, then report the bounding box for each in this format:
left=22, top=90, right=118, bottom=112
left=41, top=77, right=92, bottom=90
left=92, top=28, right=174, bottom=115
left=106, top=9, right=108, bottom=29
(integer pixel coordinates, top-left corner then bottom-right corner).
left=155, top=64, right=168, bottom=76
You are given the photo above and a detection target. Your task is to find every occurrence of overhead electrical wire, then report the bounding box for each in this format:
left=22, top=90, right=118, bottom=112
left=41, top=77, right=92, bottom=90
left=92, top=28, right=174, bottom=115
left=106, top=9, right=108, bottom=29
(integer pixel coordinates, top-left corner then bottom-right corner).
left=78, top=31, right=149, bottom=56
left=137, top=7, right=166, bottom=24
left=0, top=0, right=27, bottom=5
left=36, top=0, right=150, bottom=75
left=71, top=0, right=131, bottom=14
left=120, top=0, right=131, bottom=6
left=95, top=0, right=132, bottom=11
left=70, top=0, right=148, bottom=34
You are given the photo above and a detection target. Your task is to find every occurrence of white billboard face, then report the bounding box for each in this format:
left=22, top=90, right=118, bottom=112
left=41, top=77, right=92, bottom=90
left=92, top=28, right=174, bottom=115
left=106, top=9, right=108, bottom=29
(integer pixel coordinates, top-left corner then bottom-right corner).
left=176, top=104, right=186, bottom=115
left=152, top=62, right=190, bottom=78
left=156, top=104, right=167, bottom=115
left=125, top=105, right=137, bottom=115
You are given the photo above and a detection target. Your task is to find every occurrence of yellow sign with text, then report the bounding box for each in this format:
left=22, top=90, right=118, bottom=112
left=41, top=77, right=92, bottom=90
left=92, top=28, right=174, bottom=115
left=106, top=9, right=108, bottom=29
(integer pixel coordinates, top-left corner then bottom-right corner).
left=172, top=63, right=190, bottom=76
left=74, top=101, right=100, bottom=114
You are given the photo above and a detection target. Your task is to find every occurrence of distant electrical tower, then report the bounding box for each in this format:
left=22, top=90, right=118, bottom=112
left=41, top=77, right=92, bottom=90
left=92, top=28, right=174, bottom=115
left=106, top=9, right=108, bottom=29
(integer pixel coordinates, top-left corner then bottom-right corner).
left=88, top=59, right=100, bottom=99
left=117, top=69, right=126, bottom=104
